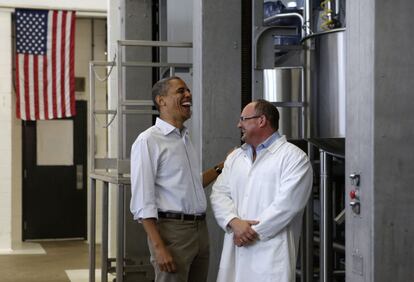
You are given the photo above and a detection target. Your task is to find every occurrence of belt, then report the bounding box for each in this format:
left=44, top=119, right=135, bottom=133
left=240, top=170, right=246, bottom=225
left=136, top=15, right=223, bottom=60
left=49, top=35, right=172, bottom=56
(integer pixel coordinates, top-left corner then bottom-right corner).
left=158, top=211, right=206, bottom=221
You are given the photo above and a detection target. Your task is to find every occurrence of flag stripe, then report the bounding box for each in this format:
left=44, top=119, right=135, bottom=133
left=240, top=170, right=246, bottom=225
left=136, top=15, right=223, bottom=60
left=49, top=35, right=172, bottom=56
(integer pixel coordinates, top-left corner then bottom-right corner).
left=23, top=55, right=30, bottom=120
left=60, top=11, right=67, bottom=117
left=42, top=55, right=48, bottom=119
left=38, top=56, right=44, bottom=119
left=18, top=55, right=26, bottom=120
left=28, top=56, right=35, bottom=120
left=69, top=11, right=76, bottom=116
left=47, top=11, right=53, bottom=119
left=15, top=55, right=21, bottom=119
left=52, top=10, right=58, bottom=118
left=33, top=56, right=39, bottom=120
left=64, top=12, right=71, bottom=116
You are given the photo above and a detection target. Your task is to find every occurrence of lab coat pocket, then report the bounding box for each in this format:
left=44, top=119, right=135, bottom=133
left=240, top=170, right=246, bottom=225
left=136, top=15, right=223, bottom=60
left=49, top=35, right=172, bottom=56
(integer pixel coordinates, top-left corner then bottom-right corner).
left=252, top=238, right=284, bottom=274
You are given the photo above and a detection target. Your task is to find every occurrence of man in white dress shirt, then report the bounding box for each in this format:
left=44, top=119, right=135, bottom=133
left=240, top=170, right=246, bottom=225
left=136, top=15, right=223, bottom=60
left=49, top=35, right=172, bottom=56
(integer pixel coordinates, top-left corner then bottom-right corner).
left=210, top=99, right=313, bottom=282
left=130, top=76, right=223, bottom=282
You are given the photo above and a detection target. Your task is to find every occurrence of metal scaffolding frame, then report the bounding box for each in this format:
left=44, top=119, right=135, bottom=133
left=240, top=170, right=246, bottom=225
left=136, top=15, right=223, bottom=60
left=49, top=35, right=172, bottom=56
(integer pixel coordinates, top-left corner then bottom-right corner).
left=88, top=39, right=192, bottom=282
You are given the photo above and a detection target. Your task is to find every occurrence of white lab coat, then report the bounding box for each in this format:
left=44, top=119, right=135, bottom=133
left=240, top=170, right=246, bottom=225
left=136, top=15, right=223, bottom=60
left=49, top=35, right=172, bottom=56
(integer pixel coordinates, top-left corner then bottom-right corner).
left=210, top=136, right=313, bottom=282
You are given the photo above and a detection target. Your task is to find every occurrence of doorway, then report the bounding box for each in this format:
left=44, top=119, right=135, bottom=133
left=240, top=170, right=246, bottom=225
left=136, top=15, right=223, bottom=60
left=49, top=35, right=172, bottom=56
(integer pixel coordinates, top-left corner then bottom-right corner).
left=22, top=101, right=87, bottom=240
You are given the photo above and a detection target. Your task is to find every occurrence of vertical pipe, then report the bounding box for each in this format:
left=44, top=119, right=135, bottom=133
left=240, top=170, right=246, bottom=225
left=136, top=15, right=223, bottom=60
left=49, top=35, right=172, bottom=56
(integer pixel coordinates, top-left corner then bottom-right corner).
left=320, top=150, right=333, bottom=282
left=304, top=0, right=311, bottom=36
left=101, top=182, right=109, bottom=282
left=301, top=143, right=315, bottom=282
left=88, top=62, right=96, bottom=282
left=304, top=196, right=314, bottom=281
left=300, top=214, right=307, bottom=282
left=305, top=143, right=314, bottom=282
left=117, top=41, right=123, bottom=160
left=116, top=185, right=125, bottom=282
left=89, top=179, right=96, bottom=282
left=300, top=67, right=306, bottom=139
left=89, top=62, right=96, bottom=172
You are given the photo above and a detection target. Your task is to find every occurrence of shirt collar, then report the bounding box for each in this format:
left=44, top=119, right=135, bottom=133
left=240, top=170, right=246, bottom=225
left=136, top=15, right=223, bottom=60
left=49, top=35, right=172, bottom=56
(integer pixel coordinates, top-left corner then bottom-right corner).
left=256, top=131, right=281, bottom=152
left=240, top=131, right=281, bottom=160
left=155, top=117, right=188, bottom=136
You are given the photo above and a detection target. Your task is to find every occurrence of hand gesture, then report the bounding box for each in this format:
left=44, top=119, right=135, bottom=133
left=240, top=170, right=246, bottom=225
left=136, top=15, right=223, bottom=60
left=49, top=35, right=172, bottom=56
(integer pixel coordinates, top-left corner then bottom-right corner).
left=229, top=218, right=259, bottom=247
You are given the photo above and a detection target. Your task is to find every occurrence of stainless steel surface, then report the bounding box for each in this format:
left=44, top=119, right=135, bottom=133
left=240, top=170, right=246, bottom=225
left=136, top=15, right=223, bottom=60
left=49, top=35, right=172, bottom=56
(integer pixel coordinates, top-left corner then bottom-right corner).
left=117, top=40, right=124, bottom=160
left=118, top=40, right=192, bottom=48
left=320, top=150, right=333, bottom=282
left=263, top=67, right=305, bottom=139
left=121, top=100, right=154, bottom=106
left=89, top=172, right=131, bottom=185
left=122, top=62, right=192, bottom=68
left=89, top=179, right=96, bottom=282
left=301, top=198, right=314, bottom=282
left=121, top=110, right=159, bottom=115
left=263, top=12, right=305, bottom=38
left=101, top=182, right=109, bottom=282
left=116, top=185, right=125, bottom=282
left=304, top=29, right=346, bottom=140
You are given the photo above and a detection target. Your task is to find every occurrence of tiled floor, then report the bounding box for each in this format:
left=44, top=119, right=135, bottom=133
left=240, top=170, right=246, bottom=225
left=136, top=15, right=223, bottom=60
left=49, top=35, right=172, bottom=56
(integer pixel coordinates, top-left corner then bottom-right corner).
left=0, top=240, right=101, bottom=282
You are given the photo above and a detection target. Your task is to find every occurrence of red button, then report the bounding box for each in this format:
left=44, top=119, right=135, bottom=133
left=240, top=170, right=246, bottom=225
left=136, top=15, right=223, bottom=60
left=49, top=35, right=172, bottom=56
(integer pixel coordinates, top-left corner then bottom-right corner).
left=350, top=190, right=357, bottom=199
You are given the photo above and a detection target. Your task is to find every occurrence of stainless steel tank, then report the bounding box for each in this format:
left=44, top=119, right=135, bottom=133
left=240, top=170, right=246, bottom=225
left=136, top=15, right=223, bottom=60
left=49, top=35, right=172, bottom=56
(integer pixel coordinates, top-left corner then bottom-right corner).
left=306, top=28, right=346, bottom=140
left=263, top=67, right=303, bottom=139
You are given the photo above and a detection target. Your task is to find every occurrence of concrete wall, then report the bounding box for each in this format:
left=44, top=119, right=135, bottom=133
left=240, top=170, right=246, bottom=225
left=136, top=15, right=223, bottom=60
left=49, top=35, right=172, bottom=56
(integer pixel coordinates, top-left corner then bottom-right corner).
left=346, top=0, right=414, bottom=281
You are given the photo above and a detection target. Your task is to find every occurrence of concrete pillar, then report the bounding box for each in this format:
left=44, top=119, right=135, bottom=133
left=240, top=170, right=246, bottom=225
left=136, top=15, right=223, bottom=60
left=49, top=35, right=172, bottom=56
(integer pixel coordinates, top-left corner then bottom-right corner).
left=193, top=1, right=242, bottom=281
left=346, top=1, right=414, bottom=281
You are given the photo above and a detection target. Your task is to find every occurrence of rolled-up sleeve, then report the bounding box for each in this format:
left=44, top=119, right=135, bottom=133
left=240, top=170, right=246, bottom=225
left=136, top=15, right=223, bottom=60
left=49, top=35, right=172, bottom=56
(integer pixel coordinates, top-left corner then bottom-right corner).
left=130, top=136, right=158, bottom=221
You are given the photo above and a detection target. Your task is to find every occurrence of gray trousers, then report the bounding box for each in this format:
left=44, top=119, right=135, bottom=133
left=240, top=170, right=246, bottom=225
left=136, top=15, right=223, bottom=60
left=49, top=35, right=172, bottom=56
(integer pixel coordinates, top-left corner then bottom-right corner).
left=148, top=218, right=210, bottom=282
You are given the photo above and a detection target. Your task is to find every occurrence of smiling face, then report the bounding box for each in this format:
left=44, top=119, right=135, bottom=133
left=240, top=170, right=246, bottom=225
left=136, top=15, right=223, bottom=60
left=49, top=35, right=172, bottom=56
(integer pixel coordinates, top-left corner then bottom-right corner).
left=157, top=78, right=192, bottom=128
left=237, top=102, right=262, bottom=146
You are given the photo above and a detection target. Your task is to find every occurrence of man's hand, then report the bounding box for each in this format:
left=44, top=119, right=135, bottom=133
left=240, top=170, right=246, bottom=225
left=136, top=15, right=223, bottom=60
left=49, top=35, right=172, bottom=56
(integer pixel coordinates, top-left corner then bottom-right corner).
left=153, top=244, right=176, bottom=272
left=228, top=218, right=259, bottom=247
left=142, top=218, right=176, bottom=272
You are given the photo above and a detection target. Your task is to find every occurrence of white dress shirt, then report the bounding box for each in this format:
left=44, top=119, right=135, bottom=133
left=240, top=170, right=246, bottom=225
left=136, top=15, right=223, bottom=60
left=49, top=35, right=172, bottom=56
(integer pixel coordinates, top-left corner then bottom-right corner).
left=130, top=118, right=207, bottom=220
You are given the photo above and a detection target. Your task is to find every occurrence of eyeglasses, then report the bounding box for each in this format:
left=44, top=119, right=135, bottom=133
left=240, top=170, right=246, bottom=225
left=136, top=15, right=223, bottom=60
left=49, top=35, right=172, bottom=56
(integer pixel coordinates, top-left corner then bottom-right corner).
left=239, top=115, right=261, bottom=122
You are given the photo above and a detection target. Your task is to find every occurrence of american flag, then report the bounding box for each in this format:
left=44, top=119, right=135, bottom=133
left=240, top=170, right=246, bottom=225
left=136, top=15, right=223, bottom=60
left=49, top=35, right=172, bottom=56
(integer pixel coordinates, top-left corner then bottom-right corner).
left=15, top=9, right=76, bottom=120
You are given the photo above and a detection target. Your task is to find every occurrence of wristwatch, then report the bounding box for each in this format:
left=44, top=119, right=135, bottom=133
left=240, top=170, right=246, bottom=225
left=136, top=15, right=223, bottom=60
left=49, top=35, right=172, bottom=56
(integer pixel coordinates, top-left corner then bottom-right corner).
left=214, top=165, right=222, bottom=175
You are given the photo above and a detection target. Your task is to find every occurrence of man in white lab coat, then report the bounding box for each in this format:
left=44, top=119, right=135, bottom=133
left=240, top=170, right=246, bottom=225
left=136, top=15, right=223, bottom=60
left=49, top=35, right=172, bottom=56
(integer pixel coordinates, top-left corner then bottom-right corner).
left=210, top=99, right=313, bottom=282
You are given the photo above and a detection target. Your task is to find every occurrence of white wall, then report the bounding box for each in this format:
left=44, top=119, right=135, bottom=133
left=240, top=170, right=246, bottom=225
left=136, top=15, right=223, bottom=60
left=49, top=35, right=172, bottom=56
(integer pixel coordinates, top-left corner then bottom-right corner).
left=75, top=18, right=108, bottom=244
left=0, top=9, right=13, bottom=251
